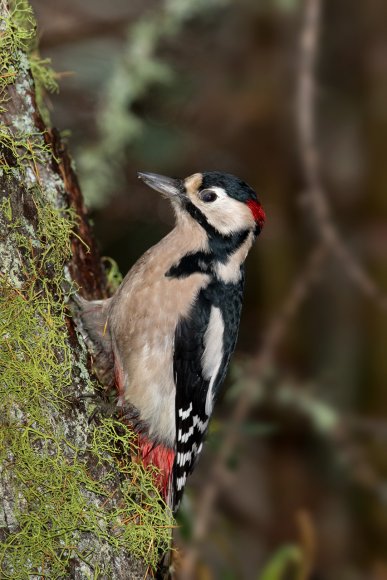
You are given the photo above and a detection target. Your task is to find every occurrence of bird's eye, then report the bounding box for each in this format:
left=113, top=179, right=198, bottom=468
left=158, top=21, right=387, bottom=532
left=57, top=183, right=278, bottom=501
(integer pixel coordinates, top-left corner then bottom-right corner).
left=200, top=190, right=218, bottom=203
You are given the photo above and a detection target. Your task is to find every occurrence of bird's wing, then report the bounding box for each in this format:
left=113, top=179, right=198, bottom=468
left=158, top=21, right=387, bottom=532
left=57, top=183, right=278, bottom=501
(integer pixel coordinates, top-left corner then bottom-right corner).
left=173, top=293, right=211, bottom=509
left=172, top=280, right=243, bottom=510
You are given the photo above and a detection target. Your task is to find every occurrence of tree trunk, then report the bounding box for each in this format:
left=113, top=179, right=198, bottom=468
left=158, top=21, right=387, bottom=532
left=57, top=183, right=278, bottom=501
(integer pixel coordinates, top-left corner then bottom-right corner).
left=0, top=2, right=171, bottom=577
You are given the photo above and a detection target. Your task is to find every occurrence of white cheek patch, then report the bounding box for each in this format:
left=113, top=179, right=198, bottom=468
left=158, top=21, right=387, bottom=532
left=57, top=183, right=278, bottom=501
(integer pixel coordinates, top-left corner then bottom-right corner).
left=210, top=186, right=228, bottom=198
left=194, top=187, right=255, bottom=235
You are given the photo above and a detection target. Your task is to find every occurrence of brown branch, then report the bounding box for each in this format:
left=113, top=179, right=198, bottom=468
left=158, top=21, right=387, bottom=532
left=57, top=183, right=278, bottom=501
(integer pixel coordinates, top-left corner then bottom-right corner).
left=297, top=0, right=387, bottom=311
left=49, top=128, right=108, bottom=297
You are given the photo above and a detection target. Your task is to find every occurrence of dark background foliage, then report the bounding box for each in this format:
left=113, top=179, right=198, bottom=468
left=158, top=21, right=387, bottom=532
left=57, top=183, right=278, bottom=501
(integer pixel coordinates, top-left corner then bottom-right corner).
left=31, top=0, right=387, bottom=577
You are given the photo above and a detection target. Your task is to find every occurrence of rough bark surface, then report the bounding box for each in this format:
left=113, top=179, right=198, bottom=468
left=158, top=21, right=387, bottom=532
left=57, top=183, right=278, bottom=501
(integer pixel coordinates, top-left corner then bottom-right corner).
left=0, top=1, right=165, bottom=577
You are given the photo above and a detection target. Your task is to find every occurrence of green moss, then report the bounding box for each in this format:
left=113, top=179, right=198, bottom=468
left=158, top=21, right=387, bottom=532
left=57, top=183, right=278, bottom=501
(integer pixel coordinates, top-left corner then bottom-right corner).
left=102, top=256, right=123, bottom=293
left=90, top=419, right=174, bottom=565
left=0, top=0, right=57, bottom=129
left=0, top=2, right=173, bottom=577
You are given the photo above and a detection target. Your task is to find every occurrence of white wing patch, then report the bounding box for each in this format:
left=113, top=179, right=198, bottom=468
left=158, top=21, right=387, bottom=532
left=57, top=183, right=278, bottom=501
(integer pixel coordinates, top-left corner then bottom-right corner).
left=177, top=451, right=192, bottom=466
left=177, top=474, right=187, bottom=490
left=178, top=425, right=194, bottom=443
left=193, top=414, right=209, bottom=433
left=195, top=186, right=256, bottom=236
left=178, top=403, right=192, bottom=420
left=201, top=306, right=224, bottom=416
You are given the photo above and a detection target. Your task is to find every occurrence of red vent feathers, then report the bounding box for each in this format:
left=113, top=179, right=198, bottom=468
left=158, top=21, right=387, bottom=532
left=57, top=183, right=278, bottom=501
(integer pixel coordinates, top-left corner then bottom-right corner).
left=139, top=436, right=175, bottom=500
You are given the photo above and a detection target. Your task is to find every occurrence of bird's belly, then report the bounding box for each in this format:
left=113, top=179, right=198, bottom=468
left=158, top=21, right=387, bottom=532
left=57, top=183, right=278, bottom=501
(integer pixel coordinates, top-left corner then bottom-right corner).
left=111, top=271, right=209, bottom=447
left=125, top=336, right=177, bottom=446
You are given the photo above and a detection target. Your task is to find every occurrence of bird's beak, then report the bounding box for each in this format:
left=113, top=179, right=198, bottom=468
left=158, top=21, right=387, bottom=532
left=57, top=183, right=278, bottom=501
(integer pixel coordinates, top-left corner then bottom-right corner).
left=138, top=172, right=183, bottom=199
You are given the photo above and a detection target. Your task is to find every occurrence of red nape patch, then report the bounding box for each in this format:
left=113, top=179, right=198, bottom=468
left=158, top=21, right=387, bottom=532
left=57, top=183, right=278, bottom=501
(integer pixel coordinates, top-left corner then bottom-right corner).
left=247, top=200, right=266, bottom=228
left=139, top=437, right=175, bottom=501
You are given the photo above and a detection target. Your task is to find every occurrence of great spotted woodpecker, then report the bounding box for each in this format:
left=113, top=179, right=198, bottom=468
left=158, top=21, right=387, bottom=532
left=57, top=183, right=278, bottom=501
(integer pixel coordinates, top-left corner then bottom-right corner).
left=77, top=171, right=265, bottom=512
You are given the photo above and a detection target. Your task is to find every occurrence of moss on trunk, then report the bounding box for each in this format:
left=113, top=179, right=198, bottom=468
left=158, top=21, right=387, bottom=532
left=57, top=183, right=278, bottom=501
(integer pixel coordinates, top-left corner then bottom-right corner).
left=0, top=1, right=173, bottom=577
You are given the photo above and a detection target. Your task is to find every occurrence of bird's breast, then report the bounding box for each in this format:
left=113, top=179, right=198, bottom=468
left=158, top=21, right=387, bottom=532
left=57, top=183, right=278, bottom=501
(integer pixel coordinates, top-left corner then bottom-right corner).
left=110, top=251, right=210, bottom=447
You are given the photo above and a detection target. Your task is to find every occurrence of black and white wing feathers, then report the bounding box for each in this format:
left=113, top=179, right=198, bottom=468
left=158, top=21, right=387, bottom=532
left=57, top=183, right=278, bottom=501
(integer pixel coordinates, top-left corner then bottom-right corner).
left=172, top=279, right=244, bottom=510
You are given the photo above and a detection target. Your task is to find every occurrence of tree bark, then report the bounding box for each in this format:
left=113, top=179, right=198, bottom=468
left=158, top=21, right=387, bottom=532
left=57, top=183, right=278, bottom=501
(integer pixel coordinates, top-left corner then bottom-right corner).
left=0, top=1, right=170, bottom=577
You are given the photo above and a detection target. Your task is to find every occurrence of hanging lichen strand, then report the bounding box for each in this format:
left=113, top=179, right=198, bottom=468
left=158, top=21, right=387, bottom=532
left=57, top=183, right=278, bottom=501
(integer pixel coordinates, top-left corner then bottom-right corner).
left=0, top=2, right=173, bottom=577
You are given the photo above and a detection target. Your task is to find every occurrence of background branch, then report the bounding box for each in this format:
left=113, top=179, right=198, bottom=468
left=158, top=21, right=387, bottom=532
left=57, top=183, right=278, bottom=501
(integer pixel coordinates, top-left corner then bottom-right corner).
left=297, top=0, right=387, bottom=312
left=180, top=0, right=387, bottom=574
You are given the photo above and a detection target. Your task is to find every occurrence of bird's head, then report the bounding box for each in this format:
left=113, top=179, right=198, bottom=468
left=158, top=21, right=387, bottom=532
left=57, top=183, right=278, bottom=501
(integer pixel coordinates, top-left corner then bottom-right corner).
left=138, top=171, right=265, bottom=238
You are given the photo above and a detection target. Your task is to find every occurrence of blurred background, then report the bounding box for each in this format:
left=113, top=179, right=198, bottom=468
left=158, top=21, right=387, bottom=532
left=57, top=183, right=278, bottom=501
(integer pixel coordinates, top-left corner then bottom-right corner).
left=31, top=0, right=387, bottom=577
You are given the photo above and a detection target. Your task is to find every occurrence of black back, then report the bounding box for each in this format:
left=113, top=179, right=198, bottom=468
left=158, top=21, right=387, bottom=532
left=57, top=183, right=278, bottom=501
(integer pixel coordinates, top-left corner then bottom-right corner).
left=171, top=273, right=244, bottom=510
